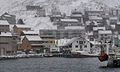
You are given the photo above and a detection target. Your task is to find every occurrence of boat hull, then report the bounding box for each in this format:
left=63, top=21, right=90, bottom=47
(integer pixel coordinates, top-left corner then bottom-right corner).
left=71, top=54, right=98, bottom=58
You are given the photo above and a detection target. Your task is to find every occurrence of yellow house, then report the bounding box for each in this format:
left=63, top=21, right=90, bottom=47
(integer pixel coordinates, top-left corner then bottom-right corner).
left=13, top=25, right=31, bottom=35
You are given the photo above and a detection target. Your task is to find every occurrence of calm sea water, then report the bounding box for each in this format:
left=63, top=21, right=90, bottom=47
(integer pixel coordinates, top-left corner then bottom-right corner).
left=0, top=57, right=120, bottom=72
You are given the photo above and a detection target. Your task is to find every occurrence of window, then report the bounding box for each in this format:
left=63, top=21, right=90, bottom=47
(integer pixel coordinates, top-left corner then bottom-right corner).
left=80, top=45, right=83, bottom=50
left=105, top=34, right=107, bottom=36
left=90, top=38, right=94, bottom=41
left=75, top=45, right=78, bottom=48
left=27, top=45, right=29, bottom=48
left=84, top=45, right=87, bottom=48
left=79, top=41, right=83, bottom=44
left=13, top=37, right=16, bottom=40
left=76, top=41, right=78, bottom=43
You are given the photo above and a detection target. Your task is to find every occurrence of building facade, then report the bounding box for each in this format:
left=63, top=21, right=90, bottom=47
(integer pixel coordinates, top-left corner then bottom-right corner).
left=0, top=32, right=17, bottom=56
left=39, top=28, right=85, bottom=39
left=0, top=20, right=10, bottom=32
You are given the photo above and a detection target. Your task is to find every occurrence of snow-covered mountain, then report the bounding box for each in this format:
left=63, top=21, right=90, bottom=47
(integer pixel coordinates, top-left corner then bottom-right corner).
left=0, top=0, right=119, bottom=31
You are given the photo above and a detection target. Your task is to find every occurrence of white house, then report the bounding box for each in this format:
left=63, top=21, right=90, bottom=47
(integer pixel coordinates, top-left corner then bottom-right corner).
left=58, top=37, right=92, bottom=53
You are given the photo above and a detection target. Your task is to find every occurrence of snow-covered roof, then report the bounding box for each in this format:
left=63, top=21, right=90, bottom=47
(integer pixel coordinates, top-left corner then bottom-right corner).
left=22, top=31, right=38, bottom=35
left=89, top=16, right=103, bottom=20
left=26, top=36, right=42, bottom=41
left=4, top=15, right=11, bottom=17
left=98, top=30, right=112, bottom=35
left=87, top=32, right=93, bottom=35
left=71, top=14, right=82, bottom=17
left=117, top=22, right=120, bottom=25
left=110, top=17, right=117, bottom=20
left=0, top=20, right=9, bottom=25
left=110, top=25, right=115, bottom=29
left=65, top=26, right=85, bottom=30
left=0, top=32, right=12, bottom=37
left=58, top=37, right=85, bottom=46
left=15, top=25, right=31, bottom=28
left=60, top=19, right=78, bottom=22
left=93, top=27, right=105, bottom=31
left=51, top=15, right=62, bottom=17
left=56, top=39, right=71, bottom=46
left=85, top=21, right=98, bottom=25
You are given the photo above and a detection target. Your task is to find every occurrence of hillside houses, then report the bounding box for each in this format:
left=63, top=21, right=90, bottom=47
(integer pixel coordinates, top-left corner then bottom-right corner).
left=40, top=26, right=85, bottom=39
left=56, top=19, right=81, bottom=29
left=13, top=25, right=31, bottom=35
left=1, top=4, right=120, bottom=56
left=98, top=30, right=112, bottom=42
left=50, top=14, right=63, bottom=22
left=26, top=5, right=46, bottom=17
left=18, top=36, right=48, bottom=53
left=70, top=11, right=83, bottom=23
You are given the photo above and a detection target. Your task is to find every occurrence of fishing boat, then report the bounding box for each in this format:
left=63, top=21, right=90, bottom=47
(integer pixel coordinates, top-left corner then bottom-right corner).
left=98, top=42, right=120, bottom=67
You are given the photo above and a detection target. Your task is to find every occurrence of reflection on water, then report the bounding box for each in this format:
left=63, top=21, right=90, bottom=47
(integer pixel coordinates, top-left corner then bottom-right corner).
left=0, top=58, right=120, bottom=72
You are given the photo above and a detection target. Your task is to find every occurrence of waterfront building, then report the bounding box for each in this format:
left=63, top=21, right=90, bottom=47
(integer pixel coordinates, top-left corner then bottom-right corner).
left=19, top=36, right=50, bottom=53
left=0, top=32, right=17, bottom=56
left=58, top=37, right=92, bottom=53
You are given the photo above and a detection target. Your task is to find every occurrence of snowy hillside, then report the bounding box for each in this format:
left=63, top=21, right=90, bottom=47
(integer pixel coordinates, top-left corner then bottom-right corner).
left=0, top=0, right=119, bottom=31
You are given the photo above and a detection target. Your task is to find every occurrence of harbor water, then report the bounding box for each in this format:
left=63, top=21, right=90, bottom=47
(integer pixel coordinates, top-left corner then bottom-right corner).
left=0, top=57, right=120, bottom=72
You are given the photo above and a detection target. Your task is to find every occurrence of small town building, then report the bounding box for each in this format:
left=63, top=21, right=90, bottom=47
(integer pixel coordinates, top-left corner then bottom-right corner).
left=70, top=11, right=83, bottom=23
left=56, top=19, right=81, bottom=29
left=50, top=15, right=63, bottom=22
left=26, top=5, right=46, bottom=17
left=89, top=16, right=103, bottom=23
left=13, top=25, right=31, bottom=35
left=93, top=27, right=106, bottom=39
left=109, top=17, right=118, bottom=24
left=85, top=10, right=104, bottom=17
left=19, top=36, right=49, bottom=54
left=58, top=37, right=92, bottom=53
left=0, top=32, right=17, bottom=56
left=109, top=8, right=120, bottom=17
left=0, top=20, right=10, bottom=32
